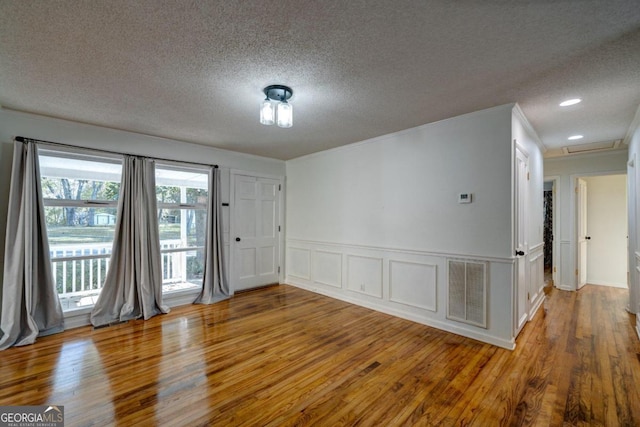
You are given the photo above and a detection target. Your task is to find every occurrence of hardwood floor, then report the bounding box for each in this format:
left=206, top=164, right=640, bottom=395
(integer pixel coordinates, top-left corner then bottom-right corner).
left=1, top=284, right=639, bottom=426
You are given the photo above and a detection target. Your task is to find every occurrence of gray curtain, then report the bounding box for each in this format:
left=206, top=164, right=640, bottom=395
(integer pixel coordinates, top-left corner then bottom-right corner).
left=0, top=139, right=64, bottom=350
left=194, top=167, right=229, bottom=304
left=90, top=156, right=169, bottom=327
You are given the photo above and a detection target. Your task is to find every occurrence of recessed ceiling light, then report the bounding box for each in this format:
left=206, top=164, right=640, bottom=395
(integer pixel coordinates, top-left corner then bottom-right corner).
left=559, top=98, right=582, bottom=107
left=568, top=135, right=584, bottom=140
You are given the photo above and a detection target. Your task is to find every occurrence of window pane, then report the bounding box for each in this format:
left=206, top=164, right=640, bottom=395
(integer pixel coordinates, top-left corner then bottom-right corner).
left=40, top=152, right=122, bottom=311
left=40, top=155, right=122, bottom=201
left=158, top=209, right=207, bottom=246
left=161, top=249, right=205, bottom=293
left=156, top=166, right=209, bottom=294
left=156, top=185, right=181, bottom=204
left=41, top=178, right=120, bottom=202
left=45, top=207, right=118, bottom=235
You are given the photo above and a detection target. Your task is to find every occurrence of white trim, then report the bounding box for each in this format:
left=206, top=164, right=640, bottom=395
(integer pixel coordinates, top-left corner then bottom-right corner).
left=588, top=282, right=628, bottom=289
left=63, top=307, right=92, bottom=330
left=388, top=259, right=437, bottom=312
left=513, top=103, right=546, bottom=153
left=287, top=278, right=515, bottom=350
left=287, top=247, right=311, bottom=280
left=623, top=103, right=640, bottom=147
left=529, top=242, right=544, bottom=253
left=286, top=238, right=514, bottom=264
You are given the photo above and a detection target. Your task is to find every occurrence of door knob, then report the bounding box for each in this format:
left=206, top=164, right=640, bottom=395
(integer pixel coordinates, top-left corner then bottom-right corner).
left=515, top=250, right=525, bottom=256
left=235, top=237, right=241, bottom=242
left=585, top=236, right=591, bottom=240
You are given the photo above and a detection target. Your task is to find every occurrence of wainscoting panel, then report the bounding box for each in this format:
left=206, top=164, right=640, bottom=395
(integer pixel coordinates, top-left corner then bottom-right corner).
left=528, top=244, right=545, bottom=320
left=347, top=255, right=383, bottom=298
left=287, top=247, right=311, bottom=280
left=314, top=250, right=343, bottom=288
left=285, top=239, right=517, bottom=349
left=389, top=260, right=437, bottom=312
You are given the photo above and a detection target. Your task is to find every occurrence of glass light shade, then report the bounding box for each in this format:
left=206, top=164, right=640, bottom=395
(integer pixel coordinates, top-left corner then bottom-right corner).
left=277, top=101, right=293, bottom=128
left=260, top=99, right=275, bottom=125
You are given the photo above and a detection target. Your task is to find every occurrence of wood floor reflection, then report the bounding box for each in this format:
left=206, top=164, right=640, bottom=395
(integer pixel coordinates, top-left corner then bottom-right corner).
left=1, top=284, right=639, bottom=426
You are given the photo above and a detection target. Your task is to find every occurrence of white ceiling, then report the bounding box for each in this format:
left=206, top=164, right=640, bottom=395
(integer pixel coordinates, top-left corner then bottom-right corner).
left=1, top=1, right=639, bottom=160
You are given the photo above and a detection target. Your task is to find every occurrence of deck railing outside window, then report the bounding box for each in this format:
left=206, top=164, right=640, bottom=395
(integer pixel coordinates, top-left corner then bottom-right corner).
left=52, top=239, right=202, bottom=310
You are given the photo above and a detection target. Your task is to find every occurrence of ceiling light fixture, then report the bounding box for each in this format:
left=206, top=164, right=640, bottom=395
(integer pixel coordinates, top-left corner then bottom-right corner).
left=568, top=135, right=584, bottom=140
left=260, top=85, right=293, bottom=128
left=559, top=98, right=582, bottom=107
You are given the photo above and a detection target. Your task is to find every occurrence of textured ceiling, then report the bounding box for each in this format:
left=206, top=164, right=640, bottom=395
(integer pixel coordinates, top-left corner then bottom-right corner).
left=0, top=1, right=639, bottom=160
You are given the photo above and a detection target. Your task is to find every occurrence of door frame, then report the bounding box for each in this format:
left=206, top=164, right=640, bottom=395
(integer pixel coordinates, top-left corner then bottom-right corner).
left=570, top=170, right=627, bottom=291
left=229, top=169, right=285, bottom=294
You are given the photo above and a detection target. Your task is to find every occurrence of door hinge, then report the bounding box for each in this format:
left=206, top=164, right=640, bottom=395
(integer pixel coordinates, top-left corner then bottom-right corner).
left=278, top=184, right=281, bottom=191
left=575, top=269, right=579, bottom=276
left=553, top=266, right=556, bottom=273
left=278, top=225, right=281, bottom=232
left=278, top=266, right=281, bottom=273
left=575, top=187, right=578, bottom=193
left=527, top=172, right=530, bottom=181
left=527, top=292, right=530, bottom=300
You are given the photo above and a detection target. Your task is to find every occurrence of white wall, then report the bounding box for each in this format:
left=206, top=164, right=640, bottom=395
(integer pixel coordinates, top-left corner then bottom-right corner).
left=0, top=108, right=286, bottom=326
left=287, top=104, right=514, bottom=258
left=286, top=104, right=540, bottom=349
left=544, top=151, right=628, bottom=291
left=583, top=175, right=628, bottom=288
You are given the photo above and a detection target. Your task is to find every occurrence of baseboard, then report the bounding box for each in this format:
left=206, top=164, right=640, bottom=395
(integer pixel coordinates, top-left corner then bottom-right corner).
left=588, top=281, right=627, bottom=289
left=287, top=279, right=516, bottom=350
left=63, top=309, right=92, bottom=330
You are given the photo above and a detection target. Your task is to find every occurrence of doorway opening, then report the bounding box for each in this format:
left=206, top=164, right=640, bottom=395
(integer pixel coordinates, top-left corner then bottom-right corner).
left=543, top=180, right=554, bottom=289
left=575, top=173, right=628, bottom=290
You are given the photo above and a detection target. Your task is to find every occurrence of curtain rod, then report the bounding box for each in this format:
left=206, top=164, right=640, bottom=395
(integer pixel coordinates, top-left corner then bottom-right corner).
left=15, top=136, right=219, bottom=169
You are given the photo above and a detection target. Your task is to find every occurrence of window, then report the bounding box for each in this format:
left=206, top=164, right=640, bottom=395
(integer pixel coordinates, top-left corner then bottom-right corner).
left=155, top=165, right=209, bottom=294
left=39, top=150, right=123, bottom=311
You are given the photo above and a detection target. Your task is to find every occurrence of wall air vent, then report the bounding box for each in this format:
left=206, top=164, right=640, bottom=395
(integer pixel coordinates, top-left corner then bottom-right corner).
left=447, top=259, right=487, bottom=328
left=562, top=139, right=622, bottom=155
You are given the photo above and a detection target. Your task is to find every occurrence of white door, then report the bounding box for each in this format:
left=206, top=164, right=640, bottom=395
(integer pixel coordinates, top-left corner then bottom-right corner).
left=233, top=175, right=280, bottom=292
left=514, top=145, right=529, bottom=335
left=577, top=178, right=588, bottom=290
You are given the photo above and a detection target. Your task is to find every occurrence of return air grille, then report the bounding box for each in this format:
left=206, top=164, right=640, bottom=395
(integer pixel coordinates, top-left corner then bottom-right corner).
left=561, top=139, right=621, bottom=155
left=447, top=259, right=487, bottom=328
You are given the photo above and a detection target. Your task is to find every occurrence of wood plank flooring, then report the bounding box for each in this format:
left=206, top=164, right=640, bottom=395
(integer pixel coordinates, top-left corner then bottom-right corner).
left=1, top=284, right=639, bottom=426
